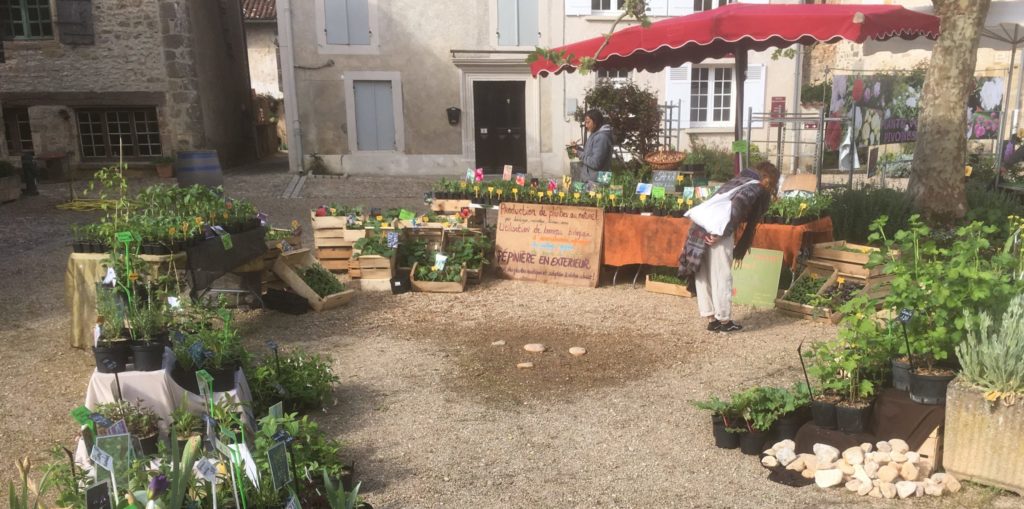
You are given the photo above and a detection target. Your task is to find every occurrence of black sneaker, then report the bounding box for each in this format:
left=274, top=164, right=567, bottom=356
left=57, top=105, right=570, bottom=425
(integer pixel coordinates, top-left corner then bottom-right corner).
left=718, top=321, right=743, bottom=332
left=707, top=319, right=722, bottom=331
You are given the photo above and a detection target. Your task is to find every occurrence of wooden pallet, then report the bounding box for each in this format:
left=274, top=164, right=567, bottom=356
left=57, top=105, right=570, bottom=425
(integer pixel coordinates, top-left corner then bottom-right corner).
left=811, top=241, right=890, bottom=277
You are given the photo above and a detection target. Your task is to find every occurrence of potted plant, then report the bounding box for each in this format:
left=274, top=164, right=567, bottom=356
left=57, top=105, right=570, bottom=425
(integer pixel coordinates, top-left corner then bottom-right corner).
left=353, top=227, right=397, bottom=280
left=692, top=396, right=744, bottom=449
left=126, top=293, right=170, bottom=371
left=153, top=156, right=175, bottom=178
left=732, top=386, right=791, bottom=455
left=94, top=400, right=161, bottom=455
left=171, top=306, right=248, bottom=393
left=170, top=400, right=202, bottom=451
left=410, top=260, right=467, bottom=293
left=770, top=383, right=811, bottom=442
left=250, top=349, right=339, bottom=416
left=445, top=233, right=492, bottom=283
left=805, top=340, right=846, bottom=429
left=94, top=286, right=131, bottom=373
left=944, top=294, right=1024, bottom=494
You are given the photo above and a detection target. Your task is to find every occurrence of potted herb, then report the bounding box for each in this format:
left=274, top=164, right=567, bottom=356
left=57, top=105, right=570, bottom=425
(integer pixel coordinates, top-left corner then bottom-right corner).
left=94, top=400, right=161, bottom=455
left=154, top=156, right=176, bottom=178
left=250, top=349, right=339, bottom=416
left=445, top=232, right=492, bottom=283
left=805, top=340, right=846, bottom=429
left=171, top=307, right=248, bottom=393
left=126, top=291, right=170, bottom=371
left=732, top=386, right=793, bottom=455
left=944, top=294, right=1024, bottom=494
left=170, top=400, right=202, bottom=451
left=692, top=396, right=743, bottom=449
left=300, top=264, right=348, bottom=298
left=94, top=286, right=131, bottom=373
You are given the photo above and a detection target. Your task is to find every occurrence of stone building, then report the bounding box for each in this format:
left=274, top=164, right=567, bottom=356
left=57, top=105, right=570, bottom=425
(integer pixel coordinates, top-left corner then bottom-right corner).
left=275, top=0, right=798, bottom=176
left=243, top=0, right=281, bottom=99
left=0, top=0, right=255, bottom=170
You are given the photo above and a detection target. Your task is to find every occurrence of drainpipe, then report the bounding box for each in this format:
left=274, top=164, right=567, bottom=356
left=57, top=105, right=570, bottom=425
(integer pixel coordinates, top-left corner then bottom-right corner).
left=792, top=44, right=803, bottom=174
left=277, top=0, right=303, bottom=173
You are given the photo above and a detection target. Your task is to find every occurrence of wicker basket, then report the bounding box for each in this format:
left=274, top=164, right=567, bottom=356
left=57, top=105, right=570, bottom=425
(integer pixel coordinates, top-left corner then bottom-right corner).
left=644, top=150, right=686, bottom=171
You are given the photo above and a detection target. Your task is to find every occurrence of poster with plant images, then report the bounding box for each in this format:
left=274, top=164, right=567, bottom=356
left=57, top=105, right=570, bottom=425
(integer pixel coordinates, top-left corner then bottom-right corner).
left=829, top=74, right=1004, bottom=149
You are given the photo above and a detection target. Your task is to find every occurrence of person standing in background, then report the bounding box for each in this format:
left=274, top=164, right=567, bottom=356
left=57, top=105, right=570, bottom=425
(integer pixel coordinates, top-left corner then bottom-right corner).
left=571, top=109, right=614, bottom=183
left=678, top=162, right=780, bottom=332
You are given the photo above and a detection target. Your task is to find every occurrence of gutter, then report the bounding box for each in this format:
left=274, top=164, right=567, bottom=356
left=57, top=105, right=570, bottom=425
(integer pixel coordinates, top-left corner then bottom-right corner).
left=277, top=0, right=303, bottom=173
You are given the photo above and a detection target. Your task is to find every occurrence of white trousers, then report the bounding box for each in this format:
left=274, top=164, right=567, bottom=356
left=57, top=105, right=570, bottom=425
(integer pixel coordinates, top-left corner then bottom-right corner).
left=695, top=235, right=734, bottom=321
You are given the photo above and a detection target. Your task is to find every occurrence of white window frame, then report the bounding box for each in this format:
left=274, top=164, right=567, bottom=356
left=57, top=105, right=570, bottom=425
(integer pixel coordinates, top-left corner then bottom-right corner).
left=596, top=69, right=631, bottom=87
left=591, top=0, right=625, bottom=15
left=693, top=0, right=733, bottom=12
left=315, top=0, right=380, bottom=55
left=689, top=65, right=734, bottom=129
left=343, top=71, right=404, bottom=153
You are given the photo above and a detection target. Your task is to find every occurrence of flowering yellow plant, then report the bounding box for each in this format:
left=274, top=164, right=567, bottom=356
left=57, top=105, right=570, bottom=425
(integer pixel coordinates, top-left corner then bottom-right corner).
left=639, top=194, right=648, bottom=202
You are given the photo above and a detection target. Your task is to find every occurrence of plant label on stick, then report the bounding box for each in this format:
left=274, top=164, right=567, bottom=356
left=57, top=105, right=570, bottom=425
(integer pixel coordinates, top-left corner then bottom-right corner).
left=897, top=308, right=914, bottom=324
left=89, top=413, right=114, bottom=429
left=196, top=457, right=218, bottom=483
left=211, top=226, right=233, bottom=250
left=105, top=419, right=128, bottom=436
left=86, top=481, right=113, bottom=509
left=652, top=186, right=666, bottom=199
left=268, top=401, right=284, bottom=420
left=285, top=495, right=301, bottom=509
left=635, top=183, right=653, bottom=196
left=433, top=253, right=448, bottom=271
left=90, top=445, right=114, bottom=472
left=731, top=140, right=748, bottom=153
left=115, top=231, right=135, bottom=244
left=72, top=406, right=94, bottom=429
left=100, top=358, right=119, bottom=373
left=398, top=209, right=416, bottom=221
left=196, top=369, right=214, bottom=400
left=597, top=171, right=612, bottom=184
left=502, top=165, right=513, bottom=181
left=267, top=442, right=292, bottom=491
left=465, top=168, right=474, bottom=181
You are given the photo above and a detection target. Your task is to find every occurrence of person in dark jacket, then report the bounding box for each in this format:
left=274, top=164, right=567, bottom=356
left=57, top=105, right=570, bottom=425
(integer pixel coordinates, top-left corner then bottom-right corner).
left=678, top=162, right=779, bottom=332
left=573, top=109, right=614, bottom=182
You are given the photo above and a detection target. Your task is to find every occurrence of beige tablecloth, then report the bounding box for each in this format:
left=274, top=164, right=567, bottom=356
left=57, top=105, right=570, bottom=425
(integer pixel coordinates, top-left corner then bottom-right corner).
left=65, top=252, right=186, bottom=349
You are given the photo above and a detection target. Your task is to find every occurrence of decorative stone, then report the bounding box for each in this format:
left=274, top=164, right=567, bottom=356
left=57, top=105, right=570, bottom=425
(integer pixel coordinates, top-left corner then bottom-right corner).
left=924, top=481, right=943, bottom=496
left=814, top=468, right=844, bottom=488
left=916, top=483, right=925, bottom=497
left=857, top=482, right=873, bottom=496
left=875, top=441, right=892, bottom=453
left=801, top=468, right=815, bottom=479
left=786, top=456, right=805, bottom=472
left=761, top=456, right=779, bottom=468
left=900, top=462, right=920, bottom=482
left=772, top=439, right=795, bottom=452
left=877, top=465, right=899, bottom=483
left=870, top=451, right=891, bottom=464
left=944, top=474, right=962, bottom=493
left=763, top=449, right=775, bottom=457
left=491, top=340, right=506, bottom=346
left=845, top=479, right=861, bottom=492
left=853, top=465, right=871, bottom=486
left=569, top=347, right=587, bottom=356
left=931, top=473, right=946, bottom=483
left=888, top=438, right=910, bottom=454
left=896, top=481, right=917, bottom=499
left=837, top=459, right=855, bottom=476
left=799, top=453, right=818, bottom=472
left=813, top=443, right=840, bottom=465
left=864, top=460, right=880, bottom=478
left=918, top=460, right=934, bottom=479
left=843, top=446, right=865, bottom=465
left=869, top=487, right=882, bottom=498
left=905, top=451, right=920, bottom=464
left=776, top=448, right=796, bottom=467
left=523, top=343, right=546, bottom=353
left=880, top=482, right=897, bottom=499
left=890, top=451, right=908, bottom=463
left=860, top=442, right=874, bottom=453
left=516, top=362, right=534, bottom=369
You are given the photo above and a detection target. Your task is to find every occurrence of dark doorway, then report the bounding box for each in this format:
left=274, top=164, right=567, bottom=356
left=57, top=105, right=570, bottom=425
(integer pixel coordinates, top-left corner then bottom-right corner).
left=473, top=81, right=526, bottom=174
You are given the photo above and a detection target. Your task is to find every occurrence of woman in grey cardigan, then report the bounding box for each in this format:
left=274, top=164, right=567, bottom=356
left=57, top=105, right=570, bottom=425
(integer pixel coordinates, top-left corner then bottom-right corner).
left=573, top=109, right=614, bottom=182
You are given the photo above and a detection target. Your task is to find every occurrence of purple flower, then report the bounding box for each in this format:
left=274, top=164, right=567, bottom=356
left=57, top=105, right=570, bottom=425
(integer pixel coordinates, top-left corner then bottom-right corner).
left=148, top=474, right=169, bottom=499
left=974, top=123, right=987, bottom=138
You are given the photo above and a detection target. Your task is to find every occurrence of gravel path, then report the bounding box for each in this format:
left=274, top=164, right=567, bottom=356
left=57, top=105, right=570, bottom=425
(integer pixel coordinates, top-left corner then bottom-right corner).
left=0, top=159, right=1015, bottom=508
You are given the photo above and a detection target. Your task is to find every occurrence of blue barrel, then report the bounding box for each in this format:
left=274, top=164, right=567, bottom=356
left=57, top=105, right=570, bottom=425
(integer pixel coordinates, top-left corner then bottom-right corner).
left=176, top=150, right=224, bottom=188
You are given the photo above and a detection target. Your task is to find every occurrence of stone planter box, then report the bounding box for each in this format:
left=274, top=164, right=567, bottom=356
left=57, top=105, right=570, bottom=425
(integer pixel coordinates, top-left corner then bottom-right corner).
left=0, top=175, right=20, bottom=203
left=943, top=378, right=1024, bottom=495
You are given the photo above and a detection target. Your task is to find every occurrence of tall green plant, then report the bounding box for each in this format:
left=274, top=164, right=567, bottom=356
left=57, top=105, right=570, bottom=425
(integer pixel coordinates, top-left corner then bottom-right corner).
left=826, top=186, right=913, bottom=244
left=576, top=80, right=661, bottom=167
left=958, top=294, right=1024, bottom=403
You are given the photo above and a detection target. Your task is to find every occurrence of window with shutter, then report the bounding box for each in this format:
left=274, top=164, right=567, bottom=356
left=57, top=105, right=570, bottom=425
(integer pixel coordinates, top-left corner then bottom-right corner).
left=497, top=0, right=538, bottom=47
left=55, top=0, right=94, bottom=45
left=692, top=0, right=733, bottom=12
left=75, top=108, right=162, bottom=159
left=646, top=0, right=668, bottom=16
left=665, top=64, right=691, bottom=128
left=565, top=0, right=591, bottom=16
left=667, top=0, right=693, bottom=16
left=354, top=80, right=396, bottom=151
left=5, top=0, right=54, bottom=40
left=3, top=108, right=33, bottom=154
left=324, top=0, right=370, bottom=46
left=743, top=64, right=766, bottom=128
left=685, top=65, right=734, bottom=128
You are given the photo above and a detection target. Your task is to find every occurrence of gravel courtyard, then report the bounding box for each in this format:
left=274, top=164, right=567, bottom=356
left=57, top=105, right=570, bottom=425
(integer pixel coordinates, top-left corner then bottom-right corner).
left=0, top=158, right=1016, bottom=508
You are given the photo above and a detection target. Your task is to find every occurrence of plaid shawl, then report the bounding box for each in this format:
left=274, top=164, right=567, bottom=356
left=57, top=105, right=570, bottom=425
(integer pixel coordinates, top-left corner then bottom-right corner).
left=677, top=169, right=771, bottom=278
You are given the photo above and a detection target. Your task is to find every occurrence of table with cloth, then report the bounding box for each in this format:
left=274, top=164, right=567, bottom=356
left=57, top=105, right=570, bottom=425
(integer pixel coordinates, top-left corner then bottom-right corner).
left=65, top=252, right=186, bottom=349
left=601, top=214, right=834, bottom=270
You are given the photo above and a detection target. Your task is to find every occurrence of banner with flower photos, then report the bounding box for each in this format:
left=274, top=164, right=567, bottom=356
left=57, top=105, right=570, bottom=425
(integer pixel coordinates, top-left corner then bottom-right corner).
left=828, top=74, right=1005, bottom=150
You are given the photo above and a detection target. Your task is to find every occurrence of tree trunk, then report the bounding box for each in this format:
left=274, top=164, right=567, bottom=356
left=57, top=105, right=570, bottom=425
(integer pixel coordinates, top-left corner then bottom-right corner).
left=908, top=0, right=991, bottom=221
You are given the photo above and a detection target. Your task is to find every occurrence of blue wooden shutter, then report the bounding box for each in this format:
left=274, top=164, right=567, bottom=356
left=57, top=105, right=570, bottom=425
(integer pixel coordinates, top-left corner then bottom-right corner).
left=325, top=0, right=369, bottom=45
left=497, top=0, right=517, bottom=46
left=517, top=0, right=538, bottom=46
left=324, top=0, right=350, bottom=44
left=354, top=81, right=396, bottom=151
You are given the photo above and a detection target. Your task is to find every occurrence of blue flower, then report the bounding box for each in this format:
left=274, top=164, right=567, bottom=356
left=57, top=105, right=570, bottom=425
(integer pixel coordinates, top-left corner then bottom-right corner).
left=189, top=343, right=206, bottom=366
left=148, top=474, right=169, bottom=499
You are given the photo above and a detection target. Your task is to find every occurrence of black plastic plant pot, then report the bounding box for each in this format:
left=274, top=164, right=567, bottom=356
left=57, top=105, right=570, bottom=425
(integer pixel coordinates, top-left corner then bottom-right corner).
left=771, top=409, right=810, bottom=442
left=811, top=400, right=837, bottom=429
left=130, top=342, right=165, bottom=371
left=835, top=403, right=873, bottom=433
left=711, top=415, right=740, bottom=449
left=93, top=342, right=130, bottom=373
left=909, top=370, right=956, bottom=405
left=170, top=363, right=201, bottom=395
left=208, top=366, right=238, bottom=392
left=739, top=429, right=767, bottom=455
left=139, top=433, right=159, bottom=456
left=891, top=358, right=911, bottom=392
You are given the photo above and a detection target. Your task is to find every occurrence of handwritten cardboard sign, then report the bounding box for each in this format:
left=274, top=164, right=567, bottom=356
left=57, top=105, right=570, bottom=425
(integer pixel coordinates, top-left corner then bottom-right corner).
left=495, top=203, right=604, bottom=288
left=652, top=171, right=679, bottom=189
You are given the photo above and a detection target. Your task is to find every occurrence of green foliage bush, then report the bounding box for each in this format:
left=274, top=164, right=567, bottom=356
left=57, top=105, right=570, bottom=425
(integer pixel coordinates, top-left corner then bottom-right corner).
left=576, top=80, right=661, bottom=163
left=250, top=350, right=339, bottom=416
left=684, top=138, right=767, bottom=182
left=958, top=294, right=1024, bottom=402
left=827, top=186, right=914, bottom=244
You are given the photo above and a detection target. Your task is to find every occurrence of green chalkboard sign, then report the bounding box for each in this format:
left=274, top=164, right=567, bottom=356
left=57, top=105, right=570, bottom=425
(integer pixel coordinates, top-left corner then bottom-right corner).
left=731, top=248, right=783, bottom=309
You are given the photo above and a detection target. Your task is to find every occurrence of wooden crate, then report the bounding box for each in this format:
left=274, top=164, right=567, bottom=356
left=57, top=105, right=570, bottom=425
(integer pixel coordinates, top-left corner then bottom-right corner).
left=811, top=241, right=889, bottom=277
left=272, top=249, right=354, bottom=312
left=259, top=234, right=302, bottom=290
left=351, top=253, right=394, bottom=280
left=644, top=275, right=693, bottom=297
left=774, top=261, right=837, bottom=320
left=441, top=229, right=489, bottom=283
left=430, top=199, right=473, bottom=213
left=410, top=262, right=467, bottom=293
